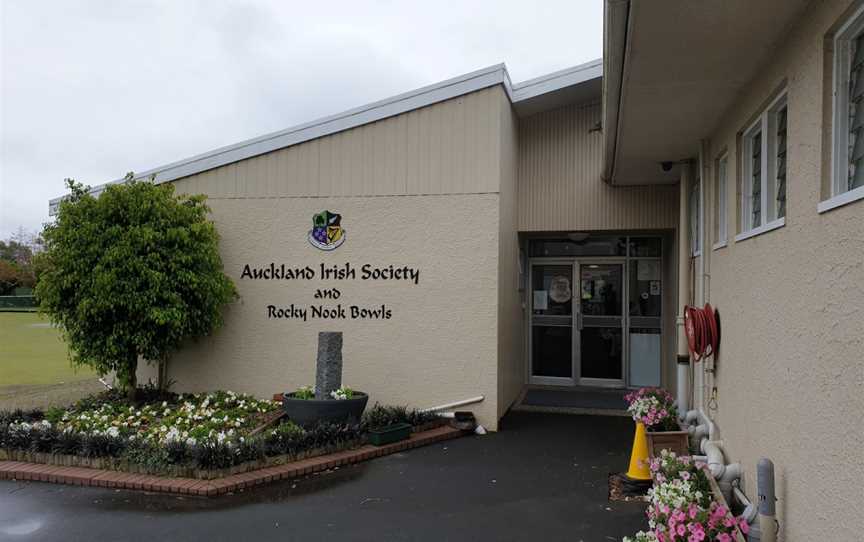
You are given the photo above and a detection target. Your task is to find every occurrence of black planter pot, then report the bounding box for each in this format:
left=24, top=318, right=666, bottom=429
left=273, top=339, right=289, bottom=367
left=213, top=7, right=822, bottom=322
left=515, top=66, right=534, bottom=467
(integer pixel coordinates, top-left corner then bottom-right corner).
left=282, top=391, right=369, bottom=427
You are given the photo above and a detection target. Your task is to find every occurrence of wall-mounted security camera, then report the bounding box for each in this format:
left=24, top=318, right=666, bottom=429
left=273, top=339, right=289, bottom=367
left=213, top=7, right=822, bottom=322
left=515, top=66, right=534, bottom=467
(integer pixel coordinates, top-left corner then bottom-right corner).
left=661, top=161, right=675, bottom=172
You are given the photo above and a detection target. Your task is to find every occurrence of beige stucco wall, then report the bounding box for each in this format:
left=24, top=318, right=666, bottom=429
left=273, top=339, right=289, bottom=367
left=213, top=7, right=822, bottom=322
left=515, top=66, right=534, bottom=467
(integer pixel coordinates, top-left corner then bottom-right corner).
left=497, top=94, right=524, bottom=417
left=702, top=1, right=864, bottom=539
left=139, top=86, right=512, bottom=430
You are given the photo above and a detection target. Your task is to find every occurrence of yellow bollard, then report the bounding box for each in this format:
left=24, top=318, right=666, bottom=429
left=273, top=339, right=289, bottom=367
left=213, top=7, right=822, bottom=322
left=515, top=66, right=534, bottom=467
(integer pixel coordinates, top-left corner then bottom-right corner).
left=626, top=421, right=651, bottom=480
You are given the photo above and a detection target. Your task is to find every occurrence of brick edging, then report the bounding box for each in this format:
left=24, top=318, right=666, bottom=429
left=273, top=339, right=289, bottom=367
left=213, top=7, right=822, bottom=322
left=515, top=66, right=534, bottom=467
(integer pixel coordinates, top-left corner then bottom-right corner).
left=0, top=425, right=464, bottom=497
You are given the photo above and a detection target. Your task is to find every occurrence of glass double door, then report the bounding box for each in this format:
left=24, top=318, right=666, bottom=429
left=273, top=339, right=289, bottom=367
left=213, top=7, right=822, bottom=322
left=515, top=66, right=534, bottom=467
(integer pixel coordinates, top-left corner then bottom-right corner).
left=529, top=259, right=625, bottom=386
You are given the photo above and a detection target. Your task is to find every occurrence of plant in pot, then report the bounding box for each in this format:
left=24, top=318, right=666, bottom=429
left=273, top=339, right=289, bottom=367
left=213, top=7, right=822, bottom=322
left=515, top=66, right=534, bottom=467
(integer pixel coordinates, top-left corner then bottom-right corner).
left=282, top=332, right=369, bottom=427
left=362, top=405, right=415, bottom=446
left=625, top=387, right=688, bottom=457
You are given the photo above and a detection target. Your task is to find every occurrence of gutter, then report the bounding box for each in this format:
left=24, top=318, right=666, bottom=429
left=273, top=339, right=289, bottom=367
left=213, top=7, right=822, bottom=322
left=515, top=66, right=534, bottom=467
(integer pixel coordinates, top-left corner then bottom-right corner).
left=601, top=0, right=630, bottom=185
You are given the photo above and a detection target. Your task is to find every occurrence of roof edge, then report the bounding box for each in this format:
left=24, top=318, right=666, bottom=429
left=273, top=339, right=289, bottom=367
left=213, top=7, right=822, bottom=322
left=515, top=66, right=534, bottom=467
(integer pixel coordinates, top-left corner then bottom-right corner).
left=49, top=60, right=601, bottom=214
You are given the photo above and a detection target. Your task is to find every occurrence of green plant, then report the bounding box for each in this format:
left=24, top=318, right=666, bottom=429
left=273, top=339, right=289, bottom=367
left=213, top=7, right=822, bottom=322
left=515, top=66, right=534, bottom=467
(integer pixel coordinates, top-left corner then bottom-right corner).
left=329, top=386, right=354, bottom=400
left=36, top=177, right=237, bottom=400
left=293, top=386, right=315, bottom=400
left=362, top=404, right=438, bottom=430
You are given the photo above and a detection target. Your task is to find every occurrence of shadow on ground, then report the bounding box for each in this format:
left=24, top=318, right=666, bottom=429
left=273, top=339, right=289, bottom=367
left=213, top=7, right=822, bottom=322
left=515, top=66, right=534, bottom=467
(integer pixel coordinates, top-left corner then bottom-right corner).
left=0, top=411, right=647, bottom=541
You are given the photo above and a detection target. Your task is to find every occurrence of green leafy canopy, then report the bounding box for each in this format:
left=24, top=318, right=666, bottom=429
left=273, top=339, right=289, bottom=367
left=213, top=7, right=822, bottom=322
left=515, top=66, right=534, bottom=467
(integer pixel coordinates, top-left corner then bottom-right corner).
left=36, top=176, right=237, bottom=393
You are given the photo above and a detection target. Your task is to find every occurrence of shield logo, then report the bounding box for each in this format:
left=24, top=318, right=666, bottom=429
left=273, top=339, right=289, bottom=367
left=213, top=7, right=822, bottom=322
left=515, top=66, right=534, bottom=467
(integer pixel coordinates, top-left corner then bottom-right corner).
left=308, top=210, right=345, bottom=250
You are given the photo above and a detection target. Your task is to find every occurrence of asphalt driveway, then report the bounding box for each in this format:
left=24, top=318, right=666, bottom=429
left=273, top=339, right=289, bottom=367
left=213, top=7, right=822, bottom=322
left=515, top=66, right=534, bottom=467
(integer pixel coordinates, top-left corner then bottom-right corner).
left=0, top=412, right=646, bottom=541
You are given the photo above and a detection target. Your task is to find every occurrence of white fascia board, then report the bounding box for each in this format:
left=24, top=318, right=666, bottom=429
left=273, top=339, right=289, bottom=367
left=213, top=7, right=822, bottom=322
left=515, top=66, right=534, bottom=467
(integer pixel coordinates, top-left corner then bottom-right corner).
left=511, top=58, right=603, bottom=101
left=49, top=59, right=601, bottom=215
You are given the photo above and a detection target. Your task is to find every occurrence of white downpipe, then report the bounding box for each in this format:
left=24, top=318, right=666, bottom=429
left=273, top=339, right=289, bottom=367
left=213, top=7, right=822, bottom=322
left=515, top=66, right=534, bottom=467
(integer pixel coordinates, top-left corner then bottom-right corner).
left=676, top=362, right=690, bottom=417
left=421, top=395, right=484, bottom=413
left=733, top=485, right=759, bottom=525
left=701, top=439, right=726, bottom=479
left=676, top=166, right=691, bottom=416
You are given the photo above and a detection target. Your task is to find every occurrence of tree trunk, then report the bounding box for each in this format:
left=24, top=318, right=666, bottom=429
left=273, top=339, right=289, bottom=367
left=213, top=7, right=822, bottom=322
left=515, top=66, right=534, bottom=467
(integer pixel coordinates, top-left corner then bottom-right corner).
left=126, top=354, right=138, bottom=402
left=157, top=359, right=168, bottom=392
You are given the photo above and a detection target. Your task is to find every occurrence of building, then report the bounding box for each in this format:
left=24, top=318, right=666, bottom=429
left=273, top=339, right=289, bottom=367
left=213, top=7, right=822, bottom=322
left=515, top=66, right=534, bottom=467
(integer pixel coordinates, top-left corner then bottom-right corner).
left=50, top=1, right=863, bottom=539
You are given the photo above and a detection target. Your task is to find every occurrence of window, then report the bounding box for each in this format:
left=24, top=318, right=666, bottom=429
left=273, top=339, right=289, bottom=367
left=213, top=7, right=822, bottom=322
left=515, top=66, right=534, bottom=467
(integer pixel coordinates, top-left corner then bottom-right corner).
left=827, top=5, right=864, bottom=212
left=690, top=169, right=701, bottom=256
left=739, top=92, right=788, bottom=238
left=714, top=153, right=728, bottom=247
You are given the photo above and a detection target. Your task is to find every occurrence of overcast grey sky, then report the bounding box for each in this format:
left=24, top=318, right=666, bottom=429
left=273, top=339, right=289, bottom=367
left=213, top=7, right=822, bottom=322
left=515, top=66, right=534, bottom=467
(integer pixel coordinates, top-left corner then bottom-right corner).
left=0, top=0, right=602, bottom=239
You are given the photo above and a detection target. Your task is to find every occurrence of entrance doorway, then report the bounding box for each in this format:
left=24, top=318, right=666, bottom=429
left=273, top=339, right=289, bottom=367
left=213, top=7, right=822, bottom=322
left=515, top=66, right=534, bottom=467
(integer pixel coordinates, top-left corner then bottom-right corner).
left=528, top=260, right=625, bottom=387
left=578, top=262, right=624, bottom=385
left=526, top=234, right=665, bottom=389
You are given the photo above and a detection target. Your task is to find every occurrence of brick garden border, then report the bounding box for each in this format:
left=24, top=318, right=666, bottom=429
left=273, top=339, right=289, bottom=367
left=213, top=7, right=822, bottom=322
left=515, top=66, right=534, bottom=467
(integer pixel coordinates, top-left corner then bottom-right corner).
left=0, top=425, right=464, bottom=497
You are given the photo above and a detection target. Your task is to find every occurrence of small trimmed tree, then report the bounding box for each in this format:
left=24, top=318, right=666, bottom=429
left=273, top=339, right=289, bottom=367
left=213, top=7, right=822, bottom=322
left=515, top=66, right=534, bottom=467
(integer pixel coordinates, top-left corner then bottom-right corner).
left=37, top=176, right=237, bottom=400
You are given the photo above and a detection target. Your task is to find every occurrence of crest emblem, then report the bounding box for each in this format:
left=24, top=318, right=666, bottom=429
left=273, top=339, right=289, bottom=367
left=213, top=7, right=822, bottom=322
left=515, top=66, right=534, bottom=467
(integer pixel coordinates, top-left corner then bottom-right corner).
left=308, top=210, right=345, bottom=250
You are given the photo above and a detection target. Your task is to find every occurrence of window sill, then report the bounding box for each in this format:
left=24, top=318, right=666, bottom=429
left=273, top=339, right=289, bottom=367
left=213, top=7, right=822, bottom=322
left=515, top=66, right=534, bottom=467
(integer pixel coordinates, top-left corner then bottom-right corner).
left=817, top=185, right=864, bottom=213
left=712, top=240, right=728, bottom=251
left=734, top=218, right=785, bottom=243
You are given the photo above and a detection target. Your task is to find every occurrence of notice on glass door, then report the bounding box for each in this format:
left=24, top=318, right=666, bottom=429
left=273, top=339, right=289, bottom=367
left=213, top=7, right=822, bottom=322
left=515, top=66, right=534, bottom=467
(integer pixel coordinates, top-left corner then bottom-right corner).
left=533, top=290, right=548, bottom=310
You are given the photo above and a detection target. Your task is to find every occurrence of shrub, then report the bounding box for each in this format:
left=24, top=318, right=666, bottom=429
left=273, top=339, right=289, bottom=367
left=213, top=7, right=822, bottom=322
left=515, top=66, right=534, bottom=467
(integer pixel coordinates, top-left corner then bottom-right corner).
left=81, top=433, right=127, bottom=458
left=164, top=439, right=192, bottom=465
left=52, top=430, right=84, bottom=455
left=362, top=404, right=438, bottom=430
left=192, top=441, right=235, bottom=470
left=0, top=409, right=44, bottom=425
left=29, top=427, right=60, bottom=453
left=37, top=178, right=237, bottom=399
left=263, top=422, right=305, bottom=456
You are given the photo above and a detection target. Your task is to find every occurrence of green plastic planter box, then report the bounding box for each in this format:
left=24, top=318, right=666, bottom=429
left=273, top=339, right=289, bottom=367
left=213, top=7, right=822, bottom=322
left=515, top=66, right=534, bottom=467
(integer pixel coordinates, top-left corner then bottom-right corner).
left=367, top=423, right=412, bottom=446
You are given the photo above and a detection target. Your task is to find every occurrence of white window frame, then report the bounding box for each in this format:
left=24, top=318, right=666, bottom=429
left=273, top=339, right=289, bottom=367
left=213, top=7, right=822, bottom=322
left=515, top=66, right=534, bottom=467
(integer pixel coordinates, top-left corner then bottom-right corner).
left=713, top=153, right=728, bottom=249
left=736, top=91, right=787, bottom=242
left=825, top=3, right=864, bottom=213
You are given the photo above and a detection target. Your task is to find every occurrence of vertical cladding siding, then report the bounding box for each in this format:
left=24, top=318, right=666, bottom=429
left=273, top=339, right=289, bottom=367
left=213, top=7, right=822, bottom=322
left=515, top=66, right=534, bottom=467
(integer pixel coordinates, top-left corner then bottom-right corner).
left=518, top=102, right=678, bottom=231
left=172, top=87, right=502, bottom=198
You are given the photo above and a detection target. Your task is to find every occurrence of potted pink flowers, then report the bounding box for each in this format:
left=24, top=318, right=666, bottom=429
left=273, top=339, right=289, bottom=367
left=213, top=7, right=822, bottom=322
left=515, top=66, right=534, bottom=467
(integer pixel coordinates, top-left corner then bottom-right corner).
left=625, top=450, right=748, bottom=542
left=625, top=387, right=688, bottom=457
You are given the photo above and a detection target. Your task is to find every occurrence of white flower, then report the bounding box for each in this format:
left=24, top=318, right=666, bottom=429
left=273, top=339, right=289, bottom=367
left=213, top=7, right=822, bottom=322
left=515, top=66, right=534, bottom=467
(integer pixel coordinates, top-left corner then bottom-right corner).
left=106, top=426, right=120, bottom=438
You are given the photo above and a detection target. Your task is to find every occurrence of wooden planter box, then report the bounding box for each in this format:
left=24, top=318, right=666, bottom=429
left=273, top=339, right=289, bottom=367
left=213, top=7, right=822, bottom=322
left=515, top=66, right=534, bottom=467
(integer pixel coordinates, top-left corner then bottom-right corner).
left=646, top=421, right=689, bottom=457
left=367, top=423, right=412, bottom=446
left=706, top=471, right=747, bottom=542
left=650, top=469, right=746, bottom=542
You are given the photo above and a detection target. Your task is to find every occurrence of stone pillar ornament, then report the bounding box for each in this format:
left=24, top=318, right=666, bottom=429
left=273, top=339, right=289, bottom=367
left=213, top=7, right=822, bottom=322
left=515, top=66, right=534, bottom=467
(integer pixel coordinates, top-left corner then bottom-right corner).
left=315, top=331, right=343, bottom=400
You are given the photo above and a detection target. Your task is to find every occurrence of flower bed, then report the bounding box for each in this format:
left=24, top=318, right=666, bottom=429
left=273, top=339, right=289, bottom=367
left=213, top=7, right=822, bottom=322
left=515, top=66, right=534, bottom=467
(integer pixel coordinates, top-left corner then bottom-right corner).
left=0, top=390, right=440, bottom=479
left=624, top=450, right=747, bottom=542
left=625, top=387, right=689, bottom=457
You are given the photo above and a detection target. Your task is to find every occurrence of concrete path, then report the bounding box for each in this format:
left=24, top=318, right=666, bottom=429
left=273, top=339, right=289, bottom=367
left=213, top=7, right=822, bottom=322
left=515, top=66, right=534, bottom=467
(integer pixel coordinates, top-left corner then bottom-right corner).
left=0, top=412, right=647, bottom=541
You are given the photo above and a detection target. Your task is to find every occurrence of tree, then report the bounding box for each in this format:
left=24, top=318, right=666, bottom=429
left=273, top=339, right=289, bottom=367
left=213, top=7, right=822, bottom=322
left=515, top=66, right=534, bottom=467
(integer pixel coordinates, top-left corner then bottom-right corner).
left=0, top=260, right=22, bottom=295
left=36, top=176, right=237, bottom=400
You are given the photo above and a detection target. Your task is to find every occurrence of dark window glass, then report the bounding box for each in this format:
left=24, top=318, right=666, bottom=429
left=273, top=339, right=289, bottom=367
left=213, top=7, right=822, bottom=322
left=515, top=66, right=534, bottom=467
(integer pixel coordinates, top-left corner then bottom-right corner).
left=529, top=237, right=626, bottom=257
left=628, top=237, right=662, bottom=257
left=532, top=326, right=572, bottom=378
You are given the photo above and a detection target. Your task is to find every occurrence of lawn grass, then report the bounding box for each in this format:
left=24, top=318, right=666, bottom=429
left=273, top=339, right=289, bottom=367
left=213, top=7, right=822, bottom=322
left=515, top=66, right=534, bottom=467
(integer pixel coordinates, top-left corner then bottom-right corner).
left=0, top=312, right=95, bottom=386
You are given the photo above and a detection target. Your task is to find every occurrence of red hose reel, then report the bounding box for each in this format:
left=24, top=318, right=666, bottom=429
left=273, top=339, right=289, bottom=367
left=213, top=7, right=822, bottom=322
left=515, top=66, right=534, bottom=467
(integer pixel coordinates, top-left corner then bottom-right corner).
left=684, top=304, right=721, bottom=361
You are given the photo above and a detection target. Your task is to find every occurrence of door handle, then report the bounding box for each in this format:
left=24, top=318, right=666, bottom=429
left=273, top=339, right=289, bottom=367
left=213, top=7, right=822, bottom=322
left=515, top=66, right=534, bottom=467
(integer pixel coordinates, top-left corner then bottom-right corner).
left=576, top=312, right=583, bottom=331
